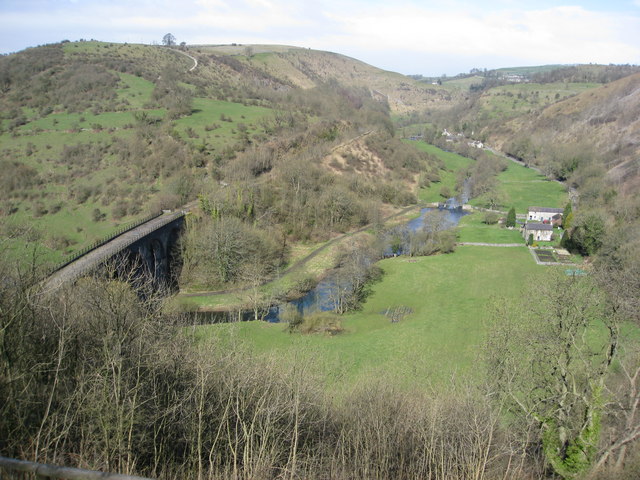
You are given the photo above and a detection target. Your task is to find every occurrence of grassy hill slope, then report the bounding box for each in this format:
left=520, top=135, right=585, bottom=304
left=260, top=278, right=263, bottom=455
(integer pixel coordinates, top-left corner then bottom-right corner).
left=0, top=41, right=447, bottom=269
left=196, top=44, right=459, bottom=115
left=410, top=65, right=639, bottom=194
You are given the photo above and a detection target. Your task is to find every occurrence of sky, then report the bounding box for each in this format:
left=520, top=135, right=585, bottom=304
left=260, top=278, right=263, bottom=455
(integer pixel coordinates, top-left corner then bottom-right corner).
left=1, top=0, right=639, bottom=76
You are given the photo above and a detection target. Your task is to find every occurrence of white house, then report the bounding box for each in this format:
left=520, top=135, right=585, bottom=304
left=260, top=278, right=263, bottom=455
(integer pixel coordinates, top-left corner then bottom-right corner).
left=528, top=206, right=564, bottom=223
left=523, top=223, right=553, bottom=242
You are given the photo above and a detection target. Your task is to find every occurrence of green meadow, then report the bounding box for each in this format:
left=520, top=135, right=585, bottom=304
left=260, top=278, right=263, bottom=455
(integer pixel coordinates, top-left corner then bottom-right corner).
left=469, top=161, right=568, bottom=213
left=1, top=59, right=273, bottom=266
left=174, top=98, right=272, bottom=151
left=116, top=73, right=156, bottom=108
left=475, top=82, right=599, bottom=121
left=197, top=245, right=545, bottom=391
left=409, top=142, right=566, bottom=213
left=410, top=142, right=474, bottom=203
left=457, top=212, right=525, bottom=243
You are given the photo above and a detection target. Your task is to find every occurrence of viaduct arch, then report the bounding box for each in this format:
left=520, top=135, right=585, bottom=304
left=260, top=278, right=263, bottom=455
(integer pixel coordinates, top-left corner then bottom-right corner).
left=43, top=210, right=189, bottom=293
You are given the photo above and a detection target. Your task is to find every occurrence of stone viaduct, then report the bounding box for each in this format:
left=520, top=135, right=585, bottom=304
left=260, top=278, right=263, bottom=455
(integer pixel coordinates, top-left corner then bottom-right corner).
left=43, top=209, right=189, bottom=293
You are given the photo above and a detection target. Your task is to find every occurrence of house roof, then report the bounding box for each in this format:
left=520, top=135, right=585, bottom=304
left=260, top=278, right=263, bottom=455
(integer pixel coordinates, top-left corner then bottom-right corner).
left=525, top=222, right=553, bottom=231
left=528, top=206, right=564, bottom=214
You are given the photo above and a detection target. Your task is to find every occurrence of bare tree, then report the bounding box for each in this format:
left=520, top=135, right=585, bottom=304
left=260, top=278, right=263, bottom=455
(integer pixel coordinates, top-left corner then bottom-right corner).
left=485, top=272, right=618, bottom=479
left=595, top=343, right=640, bottom=473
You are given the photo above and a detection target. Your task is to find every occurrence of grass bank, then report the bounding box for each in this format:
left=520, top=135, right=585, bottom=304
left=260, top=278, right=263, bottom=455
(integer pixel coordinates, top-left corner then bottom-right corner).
left=457, top=211, right=525, bottom=243
left=410, top=142, right=474, bottom=203
left=469, top=161, right=568, bottom=213
left=408, top=141, right=568, bottom=214
left=195, top=245, right=547, bottom=392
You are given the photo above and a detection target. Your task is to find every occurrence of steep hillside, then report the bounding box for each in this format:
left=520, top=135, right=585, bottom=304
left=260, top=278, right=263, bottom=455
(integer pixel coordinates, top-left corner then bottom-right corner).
left=495, top=73, right=640, bottom=191
left=413, top=65, right=639, bottom=194
left=0, top=40, right=441, bottom=267
left=195, top=45, right=458, bottom=114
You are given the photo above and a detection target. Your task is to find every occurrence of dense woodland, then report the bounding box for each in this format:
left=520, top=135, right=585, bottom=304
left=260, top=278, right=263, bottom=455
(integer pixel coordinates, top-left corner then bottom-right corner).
left=1, top=41, right=640, bottom=479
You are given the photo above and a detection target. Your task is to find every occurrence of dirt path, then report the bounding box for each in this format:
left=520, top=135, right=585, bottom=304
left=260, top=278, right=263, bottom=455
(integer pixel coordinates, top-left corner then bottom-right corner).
left=169, top=48, right=198, bottom=72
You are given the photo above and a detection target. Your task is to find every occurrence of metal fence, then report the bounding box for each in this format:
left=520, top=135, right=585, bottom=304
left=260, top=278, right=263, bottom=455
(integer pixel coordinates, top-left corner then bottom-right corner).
left=0, top=456, right=154, bottom=480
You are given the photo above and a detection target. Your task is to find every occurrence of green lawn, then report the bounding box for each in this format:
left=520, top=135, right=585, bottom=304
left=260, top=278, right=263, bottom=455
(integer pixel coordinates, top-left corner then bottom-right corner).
left=470, top=162, right=568, bottom=214
left=457, top=212, right=525, bottom=243
left=197, top=246, right=546, bottom=392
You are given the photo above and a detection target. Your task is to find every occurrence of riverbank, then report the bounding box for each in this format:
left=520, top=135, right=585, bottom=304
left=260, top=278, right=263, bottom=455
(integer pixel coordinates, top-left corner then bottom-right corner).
left=194, top=245, right=550, bottom=390
left=174, top=204, right=423, bottom=312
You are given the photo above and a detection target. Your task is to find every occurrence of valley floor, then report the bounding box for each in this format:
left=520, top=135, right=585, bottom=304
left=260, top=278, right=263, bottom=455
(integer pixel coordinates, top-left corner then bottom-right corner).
left=196, top=245, right=549, bottom=392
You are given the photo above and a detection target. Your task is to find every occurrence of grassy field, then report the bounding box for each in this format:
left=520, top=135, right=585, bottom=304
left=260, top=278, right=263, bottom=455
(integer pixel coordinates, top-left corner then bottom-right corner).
left=1, top=58, right=273, bottom=266
left=196, top=245, right=547, bottom=391
left=457, top=212, right=525, bottom=243
left=117, top=72, right=156, bottom=108
left=409, top=142, right=474, bottom=203
left=469, top=161, right=568, bottom=213
left=174, top=98, right=272, bottom=152
left=408, top=142, right=566, bottom=213
left=475, top=82, right=598, bottom=121
left=441, top=75, right=484, bottom=90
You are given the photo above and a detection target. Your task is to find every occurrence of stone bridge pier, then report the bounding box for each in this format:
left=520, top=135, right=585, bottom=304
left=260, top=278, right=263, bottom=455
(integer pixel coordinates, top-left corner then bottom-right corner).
left=120, top=216, right=185, bottom=291
left=43, top=207, right=192, bottom=294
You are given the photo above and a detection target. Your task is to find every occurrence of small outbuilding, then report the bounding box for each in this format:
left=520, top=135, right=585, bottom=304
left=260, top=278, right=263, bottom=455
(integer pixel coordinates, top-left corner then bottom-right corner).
left=523, top=222, right=553, bottom=242
left=528, top=206, right=564, bottom=223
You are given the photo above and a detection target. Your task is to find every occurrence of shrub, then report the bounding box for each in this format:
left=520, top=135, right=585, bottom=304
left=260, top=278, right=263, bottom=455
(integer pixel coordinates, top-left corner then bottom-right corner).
left=112, top=200, right=128, bottom=219
left=506, top=207, right=517, bottom=227
left=295, top=312, right=343, bottom=335
left=281, top=304, right=304, bottom=332
left=92, top=208, right=106, bottom=222
left=483, top=212, right=499, bottom=225
left=439, top=185, right=452, bottom=199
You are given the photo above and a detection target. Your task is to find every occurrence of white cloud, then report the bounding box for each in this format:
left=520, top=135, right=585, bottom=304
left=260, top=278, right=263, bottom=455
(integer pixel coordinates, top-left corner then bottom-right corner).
left=1, top=0, right=639, bottom=74
left=319, top=4, right=640, bottom=68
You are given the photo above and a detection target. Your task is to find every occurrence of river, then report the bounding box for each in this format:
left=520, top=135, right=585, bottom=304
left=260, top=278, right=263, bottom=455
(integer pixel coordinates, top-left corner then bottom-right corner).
left=192, top=204, right=469, bottom=324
